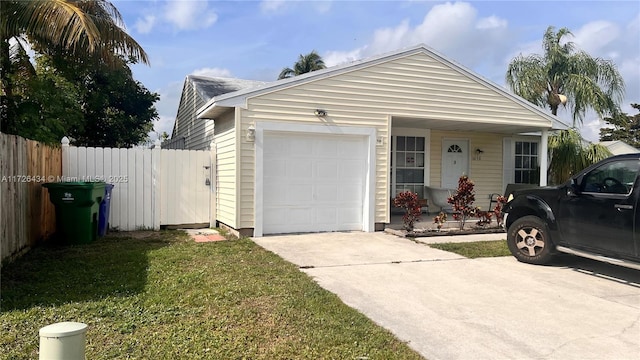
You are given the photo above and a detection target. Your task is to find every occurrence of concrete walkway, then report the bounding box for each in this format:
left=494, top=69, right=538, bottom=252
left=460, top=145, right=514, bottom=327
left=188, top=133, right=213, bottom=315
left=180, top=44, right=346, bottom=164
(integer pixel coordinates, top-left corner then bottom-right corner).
left=253, top=231, right=640, bottom=360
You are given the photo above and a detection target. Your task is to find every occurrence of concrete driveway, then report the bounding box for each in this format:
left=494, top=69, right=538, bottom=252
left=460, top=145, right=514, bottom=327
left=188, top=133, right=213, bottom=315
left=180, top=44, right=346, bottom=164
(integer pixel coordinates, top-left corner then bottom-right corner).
left=253, top=232, right=640, bottom=360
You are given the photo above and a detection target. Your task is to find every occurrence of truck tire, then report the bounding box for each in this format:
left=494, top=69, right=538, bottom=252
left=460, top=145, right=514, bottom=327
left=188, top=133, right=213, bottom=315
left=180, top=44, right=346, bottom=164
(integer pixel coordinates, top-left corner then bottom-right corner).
left=507, top=215, right=554, bottom=265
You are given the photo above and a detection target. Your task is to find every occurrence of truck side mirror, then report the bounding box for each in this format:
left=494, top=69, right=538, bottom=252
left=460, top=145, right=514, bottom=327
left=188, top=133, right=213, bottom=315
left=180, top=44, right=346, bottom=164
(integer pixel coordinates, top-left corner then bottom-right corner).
left=566, top=179, right=580, bottom=197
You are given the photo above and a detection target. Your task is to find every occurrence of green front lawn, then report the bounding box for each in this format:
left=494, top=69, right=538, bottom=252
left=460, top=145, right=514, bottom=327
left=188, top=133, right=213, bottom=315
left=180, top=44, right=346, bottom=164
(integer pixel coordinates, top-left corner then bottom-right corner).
left=429, top=240, right=511, bottom=258
left=1, top=231, right=422, bottom=359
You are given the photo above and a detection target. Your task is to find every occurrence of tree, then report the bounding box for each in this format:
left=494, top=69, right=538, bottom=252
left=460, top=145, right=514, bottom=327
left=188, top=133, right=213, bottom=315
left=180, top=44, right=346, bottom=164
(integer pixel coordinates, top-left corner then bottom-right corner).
left=548, top=128, right=611, bottom=184
left=1, top=0, right=149, bottom=134
left=599, top=104, right=640, bottom=148
left=24, top=52, right=159, bottom=147
left=278, top=50, right=326, bottom=79
left=506, top=26, right=623, bottom=184
left=506, top=26, right=624, bottom=126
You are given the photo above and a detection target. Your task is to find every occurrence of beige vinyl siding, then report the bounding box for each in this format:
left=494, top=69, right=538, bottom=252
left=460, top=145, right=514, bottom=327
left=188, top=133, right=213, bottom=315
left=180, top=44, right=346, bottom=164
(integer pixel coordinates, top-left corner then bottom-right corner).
left=237, top=52, right=550, bottom=227
left=430, top=130, right=505, bottom=210
left=173, top=82, right=214, bottom=150
left=213, top=111, right=237, bottom=228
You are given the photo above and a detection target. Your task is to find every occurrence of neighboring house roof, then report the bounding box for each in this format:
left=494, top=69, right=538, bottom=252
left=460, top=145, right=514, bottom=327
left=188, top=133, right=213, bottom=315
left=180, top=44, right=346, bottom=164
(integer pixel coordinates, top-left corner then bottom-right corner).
left=197, top=44, right=570, bottom=131
left=187, top=75, right=268, bottom=101
left=598, top=140, right=640, bottom=155
left=169, top=75, right=267, bottom=137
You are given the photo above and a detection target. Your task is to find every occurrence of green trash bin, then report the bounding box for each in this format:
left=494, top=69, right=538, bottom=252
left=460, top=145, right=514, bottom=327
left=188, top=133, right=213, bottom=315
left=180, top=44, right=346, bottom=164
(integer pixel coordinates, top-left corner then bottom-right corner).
left=43, top=182, right=106, bottom=244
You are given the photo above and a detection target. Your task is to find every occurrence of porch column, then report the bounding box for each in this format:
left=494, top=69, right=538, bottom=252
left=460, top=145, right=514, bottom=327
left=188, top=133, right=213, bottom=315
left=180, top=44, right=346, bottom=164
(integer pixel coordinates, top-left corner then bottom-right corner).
left=539, top=128, right=548, bottom=186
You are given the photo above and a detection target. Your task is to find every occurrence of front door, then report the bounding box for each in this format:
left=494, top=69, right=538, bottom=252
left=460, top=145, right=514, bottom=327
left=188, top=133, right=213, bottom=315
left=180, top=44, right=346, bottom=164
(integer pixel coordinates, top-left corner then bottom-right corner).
left=557, top=158, right=640, bottom=257
left=442, top=139, right=468, bottom=189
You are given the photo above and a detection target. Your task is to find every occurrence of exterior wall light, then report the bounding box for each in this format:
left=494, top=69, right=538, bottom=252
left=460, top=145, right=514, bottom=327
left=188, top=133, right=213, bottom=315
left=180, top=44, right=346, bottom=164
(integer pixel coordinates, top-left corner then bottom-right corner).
left=474, top=148, right=484, bottom=160
left=314, top=109, right=327, bottom=117
left=246, top=125, right=255, bottom=142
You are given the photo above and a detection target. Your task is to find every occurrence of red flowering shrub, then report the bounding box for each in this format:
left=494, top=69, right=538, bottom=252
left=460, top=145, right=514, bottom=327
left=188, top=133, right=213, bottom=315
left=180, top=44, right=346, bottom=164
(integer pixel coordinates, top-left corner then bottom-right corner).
left=433, top=212, right=447, bottom=231
left=393, top=191, right=422, bottom=231
left=492, top=195, right=508, bottom=227
left=447, top=175, right=478, bottom=230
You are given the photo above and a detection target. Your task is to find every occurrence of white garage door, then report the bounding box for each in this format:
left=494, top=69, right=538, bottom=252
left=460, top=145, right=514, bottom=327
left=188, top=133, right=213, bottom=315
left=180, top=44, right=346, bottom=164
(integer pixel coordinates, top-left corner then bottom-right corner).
left=262, top=132, right=367, bottom=234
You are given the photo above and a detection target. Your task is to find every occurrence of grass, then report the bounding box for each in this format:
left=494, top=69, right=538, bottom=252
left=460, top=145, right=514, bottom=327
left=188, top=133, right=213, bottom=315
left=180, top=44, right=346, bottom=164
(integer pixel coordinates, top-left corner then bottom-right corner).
left=429, top=240, right=511, bottom=258
left=1, top=231, right=423, bottom=360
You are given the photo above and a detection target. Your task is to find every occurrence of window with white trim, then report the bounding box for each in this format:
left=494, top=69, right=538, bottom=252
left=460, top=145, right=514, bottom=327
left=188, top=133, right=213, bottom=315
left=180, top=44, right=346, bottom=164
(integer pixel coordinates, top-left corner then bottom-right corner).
left=515, top=141, right=539, bottom=184
left=392, top=136, right=425, bottom=198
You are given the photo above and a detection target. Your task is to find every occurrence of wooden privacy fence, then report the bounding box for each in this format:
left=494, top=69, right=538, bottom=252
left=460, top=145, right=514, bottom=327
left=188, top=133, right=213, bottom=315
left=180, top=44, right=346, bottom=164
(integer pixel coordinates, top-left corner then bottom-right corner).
left=62, top=138, right=215, bottom=231
left=1, top=133, right=61, bottom=264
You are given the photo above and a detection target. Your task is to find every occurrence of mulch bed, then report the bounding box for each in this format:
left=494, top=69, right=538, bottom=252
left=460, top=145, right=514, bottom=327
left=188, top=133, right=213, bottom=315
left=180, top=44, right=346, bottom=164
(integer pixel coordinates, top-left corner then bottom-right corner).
left=407, top=226, right=505, bottom=238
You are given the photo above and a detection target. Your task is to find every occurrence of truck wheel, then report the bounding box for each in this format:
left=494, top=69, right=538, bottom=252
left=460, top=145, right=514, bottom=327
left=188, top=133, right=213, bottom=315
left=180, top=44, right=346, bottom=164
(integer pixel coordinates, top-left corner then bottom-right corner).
left=507, top=215, right=554, bottom=265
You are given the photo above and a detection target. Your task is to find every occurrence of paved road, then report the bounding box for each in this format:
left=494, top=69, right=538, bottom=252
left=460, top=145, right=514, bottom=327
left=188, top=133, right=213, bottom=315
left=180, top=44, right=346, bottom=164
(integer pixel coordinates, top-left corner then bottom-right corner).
left=253, top=232, right=640, bottom=360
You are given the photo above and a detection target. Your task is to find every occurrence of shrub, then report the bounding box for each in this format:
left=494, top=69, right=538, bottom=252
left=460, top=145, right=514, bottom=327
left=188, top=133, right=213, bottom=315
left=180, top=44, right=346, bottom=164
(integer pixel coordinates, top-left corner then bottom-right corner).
left=393, top=191, right=422, bottom=231
left=447, top=175, right=478, bottom=230
left=433, top=212, right=447, bottom=231
left=492, top=195, right=508, bottom=227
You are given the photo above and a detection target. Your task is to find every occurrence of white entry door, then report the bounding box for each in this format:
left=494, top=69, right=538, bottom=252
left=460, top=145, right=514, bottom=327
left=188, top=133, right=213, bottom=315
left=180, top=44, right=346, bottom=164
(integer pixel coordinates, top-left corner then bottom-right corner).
left=441, top=139, right=469, bottom=189
left=262, top=132, right=367, bottom=235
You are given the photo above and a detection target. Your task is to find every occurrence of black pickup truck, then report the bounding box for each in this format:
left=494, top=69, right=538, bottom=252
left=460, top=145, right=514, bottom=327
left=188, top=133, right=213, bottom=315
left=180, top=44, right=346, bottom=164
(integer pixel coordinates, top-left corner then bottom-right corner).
left=503, top=153, right=640, bottom=270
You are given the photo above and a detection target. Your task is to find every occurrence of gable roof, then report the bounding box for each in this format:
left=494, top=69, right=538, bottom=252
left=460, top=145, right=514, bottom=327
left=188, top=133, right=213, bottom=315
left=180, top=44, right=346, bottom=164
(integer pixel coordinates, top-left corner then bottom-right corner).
left=197, top=44, right=569, bottom=130
left=187, top=75, right=268, bottom=102
left=170, top=75, right=267, bottom=137
left=598, top=140, right=640, bottom=155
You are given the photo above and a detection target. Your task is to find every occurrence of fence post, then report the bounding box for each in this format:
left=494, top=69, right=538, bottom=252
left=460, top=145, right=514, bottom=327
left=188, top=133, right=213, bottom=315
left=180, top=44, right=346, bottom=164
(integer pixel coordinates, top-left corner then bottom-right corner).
left=152, top=140, right=161, bottom=230
left=61, top=137, right=70, bottom=177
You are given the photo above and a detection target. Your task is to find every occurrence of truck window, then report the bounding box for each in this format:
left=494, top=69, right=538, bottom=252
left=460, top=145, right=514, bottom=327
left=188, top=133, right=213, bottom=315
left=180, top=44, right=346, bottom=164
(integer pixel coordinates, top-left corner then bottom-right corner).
left=581, top=160, right=640, bottom=195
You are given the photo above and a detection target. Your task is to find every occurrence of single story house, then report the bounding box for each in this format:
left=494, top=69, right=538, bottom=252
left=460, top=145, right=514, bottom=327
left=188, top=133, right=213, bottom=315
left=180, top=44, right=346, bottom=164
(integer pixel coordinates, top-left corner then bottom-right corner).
left=598, top=140, right=640, bottom=156
left=165, top=75, right=266, bottom=150
left=191, top=44, right=568, bottom=237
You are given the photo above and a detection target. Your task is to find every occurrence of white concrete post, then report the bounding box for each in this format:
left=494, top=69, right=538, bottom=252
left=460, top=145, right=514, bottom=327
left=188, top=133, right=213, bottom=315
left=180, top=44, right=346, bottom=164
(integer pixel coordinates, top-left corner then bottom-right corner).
left=39, top=322, right=87, bottom=360
left=152, top=139, right=162, bottom=230
left=540, top=129, right=549, bottom=186
left=61, top=137, right=70, bottom=178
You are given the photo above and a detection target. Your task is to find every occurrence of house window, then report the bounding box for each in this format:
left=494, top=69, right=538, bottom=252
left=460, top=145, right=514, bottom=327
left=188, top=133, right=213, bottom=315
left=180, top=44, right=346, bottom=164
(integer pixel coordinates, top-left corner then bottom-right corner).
left=515, top=141, right=539, bottom=184
left=392, top=136, right=425, bottom=198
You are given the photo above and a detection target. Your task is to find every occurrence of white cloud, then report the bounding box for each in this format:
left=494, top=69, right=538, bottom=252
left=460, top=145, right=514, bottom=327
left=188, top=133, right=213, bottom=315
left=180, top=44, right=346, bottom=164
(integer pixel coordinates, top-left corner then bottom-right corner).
left=572, top=21, right=620, bottom=55
left=476, top=15, right=507, bottom=30
left=260, top=0, right=286, bottom=13
left=134, top=15, right=156, bottom=34
left=325, top=1, right=511, bottom=71
left=152, top=114, right=176, bottom=139
left=164, top=0, right=218, bottom=30
left=133, top=0, right=218, bottom=34
left=324, top=46, right=366, bottom=67
left=191, top=67, right=233, bottom=78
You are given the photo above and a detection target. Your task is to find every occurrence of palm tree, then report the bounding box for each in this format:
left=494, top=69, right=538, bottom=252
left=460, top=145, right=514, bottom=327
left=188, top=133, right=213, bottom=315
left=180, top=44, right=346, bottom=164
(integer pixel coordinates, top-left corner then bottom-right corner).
left=506, top=26, right=623, bottom=184
left=1, top=0, right=149, bottom=133
left=548, top=128, right=611, bottom=184
left=278, top=50, right=326, bottom=79
left=506, top=26, right=624, bottom=126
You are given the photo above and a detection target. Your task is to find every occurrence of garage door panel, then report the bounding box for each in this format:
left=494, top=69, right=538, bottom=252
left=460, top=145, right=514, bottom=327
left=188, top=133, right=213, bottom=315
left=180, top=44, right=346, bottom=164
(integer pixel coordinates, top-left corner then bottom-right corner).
left=340, top=185, right=364, bottom=202
left=286, top=160, right=313, bottom=178
left=316, top=161, right=339, bottom=179
left=287, top=184, right=314, bottom=202
left=264, top=158, right=286, bottom=177
left=339, top=140, right=365, bottom=158
left=316, top=184, right=339, bottom=202
left=316, top=207, right=337, bottom=224
left=290, top=138, right=313, bottom=155
left=262, top=132, right=367, bottom=235
left=340, top=160, right=366, bottom=179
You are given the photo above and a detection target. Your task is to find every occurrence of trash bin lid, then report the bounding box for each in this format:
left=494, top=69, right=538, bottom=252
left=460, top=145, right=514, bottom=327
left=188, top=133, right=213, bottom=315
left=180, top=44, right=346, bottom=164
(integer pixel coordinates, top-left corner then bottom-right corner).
left=43, top=182, right=104, bottom=189
left=39, top=322, right=88, bottom=337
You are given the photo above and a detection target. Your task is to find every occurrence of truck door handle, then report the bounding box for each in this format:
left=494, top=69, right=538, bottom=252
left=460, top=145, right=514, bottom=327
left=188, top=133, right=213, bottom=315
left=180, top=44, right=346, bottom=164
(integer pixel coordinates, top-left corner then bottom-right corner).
left=614, top=204, right=633, bottom=210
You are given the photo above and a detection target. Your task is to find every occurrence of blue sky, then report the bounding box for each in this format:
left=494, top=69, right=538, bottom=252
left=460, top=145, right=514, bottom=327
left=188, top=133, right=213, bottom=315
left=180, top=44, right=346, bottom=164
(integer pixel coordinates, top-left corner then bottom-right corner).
left=111, top=0, right=640, bottom=142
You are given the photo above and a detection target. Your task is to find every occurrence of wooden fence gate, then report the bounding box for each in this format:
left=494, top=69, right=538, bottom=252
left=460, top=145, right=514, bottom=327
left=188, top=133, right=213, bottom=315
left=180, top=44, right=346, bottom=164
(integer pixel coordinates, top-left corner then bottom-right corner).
left=62, top=138, right=215, bottom=231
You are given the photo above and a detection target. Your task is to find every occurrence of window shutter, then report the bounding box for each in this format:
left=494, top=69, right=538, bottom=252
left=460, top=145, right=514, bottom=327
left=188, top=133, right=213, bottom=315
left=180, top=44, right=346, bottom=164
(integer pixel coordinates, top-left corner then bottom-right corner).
left=502, top=137, right=514, bottom=192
